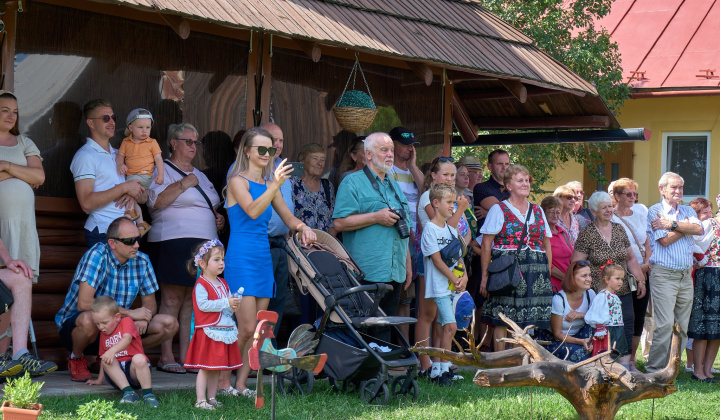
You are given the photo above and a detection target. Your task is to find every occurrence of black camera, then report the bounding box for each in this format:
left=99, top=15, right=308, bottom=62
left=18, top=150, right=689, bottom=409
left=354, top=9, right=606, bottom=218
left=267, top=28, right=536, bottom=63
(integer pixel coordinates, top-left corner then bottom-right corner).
left=389, top=208, right=410, bottom=239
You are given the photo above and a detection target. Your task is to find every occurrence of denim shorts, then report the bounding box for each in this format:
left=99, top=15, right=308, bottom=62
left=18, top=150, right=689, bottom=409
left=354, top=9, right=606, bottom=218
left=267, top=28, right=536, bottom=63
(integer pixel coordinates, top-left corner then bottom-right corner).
left=433, top=295, right=456, bottom=326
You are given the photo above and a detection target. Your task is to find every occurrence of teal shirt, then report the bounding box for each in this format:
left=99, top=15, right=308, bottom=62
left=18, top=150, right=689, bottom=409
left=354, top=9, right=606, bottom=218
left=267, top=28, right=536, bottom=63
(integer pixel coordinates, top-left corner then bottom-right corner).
left=333, top=169, right=410, bottom=283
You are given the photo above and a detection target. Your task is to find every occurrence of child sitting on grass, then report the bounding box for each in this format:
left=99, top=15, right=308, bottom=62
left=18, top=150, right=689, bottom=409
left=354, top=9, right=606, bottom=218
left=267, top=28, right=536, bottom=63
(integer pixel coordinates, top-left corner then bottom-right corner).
left=585, top=262, right=631, bottom=368
left=420, top=183, right=468, bottom=386
left=115, top=108, right=163, bottom=236
left=86, top=296, right=159, bottom=407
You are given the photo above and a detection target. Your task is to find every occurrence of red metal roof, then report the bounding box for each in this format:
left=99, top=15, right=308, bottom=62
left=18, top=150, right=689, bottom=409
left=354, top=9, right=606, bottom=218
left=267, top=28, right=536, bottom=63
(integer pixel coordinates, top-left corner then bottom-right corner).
left=596, top=0, right=720, bottom=90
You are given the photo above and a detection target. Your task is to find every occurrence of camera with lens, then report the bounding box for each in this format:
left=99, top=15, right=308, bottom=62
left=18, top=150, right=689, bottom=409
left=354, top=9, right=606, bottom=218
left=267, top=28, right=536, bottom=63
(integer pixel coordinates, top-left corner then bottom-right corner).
left=389, top=207, right=410, bottom=239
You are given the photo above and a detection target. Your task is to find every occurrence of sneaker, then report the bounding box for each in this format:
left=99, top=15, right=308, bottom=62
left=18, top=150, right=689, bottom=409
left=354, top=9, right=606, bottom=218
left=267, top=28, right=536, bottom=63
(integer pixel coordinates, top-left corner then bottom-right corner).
left=417, top=369, right=430, bottom=380
left=450, top=372, right=464, bottom=381
left=0, top=360, right=22, bottom=377
left=143, top=393, right=160, bottom=408
left=430, top=371, right=454, bottom=387
left=120, top=392, right=140, bottom=404
left=712, top=367, right=720, bottom=374
left=17, top=353, right=57, bottom=376
left=68, top=356, right=92, bottom=382
left=685, top=364, right=694, bottom=373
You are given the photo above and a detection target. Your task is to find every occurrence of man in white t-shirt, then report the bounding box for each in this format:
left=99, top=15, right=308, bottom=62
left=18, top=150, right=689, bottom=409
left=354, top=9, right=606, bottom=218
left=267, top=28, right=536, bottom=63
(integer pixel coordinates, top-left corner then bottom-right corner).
left=71, top=99, right=146, bottom=247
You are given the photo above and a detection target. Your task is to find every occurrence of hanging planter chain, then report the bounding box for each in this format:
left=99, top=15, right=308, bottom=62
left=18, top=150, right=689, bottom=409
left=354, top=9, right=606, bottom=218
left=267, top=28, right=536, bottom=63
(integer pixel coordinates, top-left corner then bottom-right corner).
left=337, top=55, right=375, bottom=107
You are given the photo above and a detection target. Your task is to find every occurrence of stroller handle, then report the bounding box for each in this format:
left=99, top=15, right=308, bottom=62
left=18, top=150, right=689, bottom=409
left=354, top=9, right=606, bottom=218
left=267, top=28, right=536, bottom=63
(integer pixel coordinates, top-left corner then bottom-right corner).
left=326, top=283, right=392, bottom=316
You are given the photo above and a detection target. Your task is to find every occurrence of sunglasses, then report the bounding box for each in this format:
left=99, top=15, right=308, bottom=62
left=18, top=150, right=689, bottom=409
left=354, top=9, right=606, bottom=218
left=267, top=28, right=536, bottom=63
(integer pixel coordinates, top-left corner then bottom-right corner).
left=562, top=195, right=577, bottom=201
left=436, top=157, right=455, bottom=163
left=90, top=114, right=118, bottom=123
left=617, top=191, right=638, bottom=198
left=251, top=145, right=277, bottom=156
left=111, top=236, right=141, bottom=246
left=576, top=260, right=591, bottom=267
left=174, top=138, right=202, bottom=147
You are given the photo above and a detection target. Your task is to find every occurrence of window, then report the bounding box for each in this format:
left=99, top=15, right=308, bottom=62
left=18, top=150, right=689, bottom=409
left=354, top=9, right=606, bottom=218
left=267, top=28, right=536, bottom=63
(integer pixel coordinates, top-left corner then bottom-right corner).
left=661, top=132, right=710, bottom=199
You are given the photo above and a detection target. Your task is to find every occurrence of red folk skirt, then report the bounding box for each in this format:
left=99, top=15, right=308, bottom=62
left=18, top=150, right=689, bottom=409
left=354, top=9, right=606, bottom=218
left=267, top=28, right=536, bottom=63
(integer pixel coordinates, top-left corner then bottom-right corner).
left=184, top=329, right=243, bottom=371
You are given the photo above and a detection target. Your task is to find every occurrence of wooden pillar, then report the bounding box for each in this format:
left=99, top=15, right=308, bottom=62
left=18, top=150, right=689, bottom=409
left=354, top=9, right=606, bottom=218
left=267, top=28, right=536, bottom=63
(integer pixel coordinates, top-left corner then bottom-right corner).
left=259, top=33, right=272, bottom=125
left=442, top=73, right=454, bottom=155
left=246, top=30, right=260, bottom=128
left=1, top=1, right=18, bottom=91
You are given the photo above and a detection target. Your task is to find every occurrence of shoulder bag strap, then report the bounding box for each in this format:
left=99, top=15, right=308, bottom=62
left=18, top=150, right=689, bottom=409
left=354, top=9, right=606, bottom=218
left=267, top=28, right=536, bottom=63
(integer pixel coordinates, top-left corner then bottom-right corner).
left=321, top=178, right=332, bottom=207
left=514, top=204, right=533, bottom=259
left=164, top=160, right=215, bottom=215
left=614, top=210, right=645, bottom=259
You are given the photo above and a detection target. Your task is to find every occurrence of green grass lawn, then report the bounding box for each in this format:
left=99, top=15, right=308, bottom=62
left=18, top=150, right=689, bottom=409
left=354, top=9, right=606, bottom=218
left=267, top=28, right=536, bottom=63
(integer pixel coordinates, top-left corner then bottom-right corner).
left=37, top=356, right=720, bottom=420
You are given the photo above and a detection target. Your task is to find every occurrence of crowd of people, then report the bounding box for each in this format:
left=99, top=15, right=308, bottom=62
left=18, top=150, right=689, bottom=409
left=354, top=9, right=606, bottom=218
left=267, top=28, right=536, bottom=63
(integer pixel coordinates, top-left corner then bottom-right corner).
left=1, top=93, right=719, bottom=409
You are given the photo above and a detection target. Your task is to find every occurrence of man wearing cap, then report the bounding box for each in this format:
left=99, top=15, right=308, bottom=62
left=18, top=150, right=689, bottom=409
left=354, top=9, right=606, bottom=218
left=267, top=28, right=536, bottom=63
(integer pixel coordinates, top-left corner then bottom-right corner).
left=71, top=99, right=146, bottom=247
left=334, top=132, right=412, bottom=342
left=457, top=156, right=483, bottom=203
left=472, top=149, right=510, bottom=229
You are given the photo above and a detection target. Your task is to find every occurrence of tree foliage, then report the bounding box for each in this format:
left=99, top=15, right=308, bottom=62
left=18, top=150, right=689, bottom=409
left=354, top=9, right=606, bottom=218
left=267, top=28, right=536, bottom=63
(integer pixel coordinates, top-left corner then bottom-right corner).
left=455, top=0, right=631, bottom=186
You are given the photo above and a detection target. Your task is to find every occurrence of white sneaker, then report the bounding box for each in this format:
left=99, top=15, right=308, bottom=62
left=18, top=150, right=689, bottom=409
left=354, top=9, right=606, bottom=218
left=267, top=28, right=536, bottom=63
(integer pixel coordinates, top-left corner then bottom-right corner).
left=712, top=367, right=720, bottom=374
left=685, top=365, right=694, bottom=373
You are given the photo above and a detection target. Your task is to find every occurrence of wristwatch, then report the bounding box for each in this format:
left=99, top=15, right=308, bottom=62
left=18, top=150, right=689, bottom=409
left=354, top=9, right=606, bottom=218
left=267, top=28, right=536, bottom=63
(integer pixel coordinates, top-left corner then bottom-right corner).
left=671, top=221, right=678, bottom=231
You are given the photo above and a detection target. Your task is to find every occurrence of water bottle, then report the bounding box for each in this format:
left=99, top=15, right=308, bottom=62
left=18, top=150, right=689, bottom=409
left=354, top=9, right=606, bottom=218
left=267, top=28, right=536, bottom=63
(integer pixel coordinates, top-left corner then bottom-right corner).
left=449, top=261, right=464, bottom=291
left=231, top=287, right=244, bottom=301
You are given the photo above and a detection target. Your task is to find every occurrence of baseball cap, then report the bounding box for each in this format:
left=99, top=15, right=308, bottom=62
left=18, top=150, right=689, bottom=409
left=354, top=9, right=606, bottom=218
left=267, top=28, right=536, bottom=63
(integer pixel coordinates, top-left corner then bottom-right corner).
left=458, top=156, right=482, bottom=169
left=453, top=291, right=475, bottom=330
left=125, top=108, right=154, bottom=136
left=389, top=127, right=419, bottom=145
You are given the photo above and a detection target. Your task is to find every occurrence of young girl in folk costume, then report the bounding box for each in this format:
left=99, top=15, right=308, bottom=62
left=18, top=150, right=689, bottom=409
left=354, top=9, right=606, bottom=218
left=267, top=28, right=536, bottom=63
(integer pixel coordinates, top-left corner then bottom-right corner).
left=184, top=239, right=243, bottom=410
left=585, top=262, right=631, bottom=367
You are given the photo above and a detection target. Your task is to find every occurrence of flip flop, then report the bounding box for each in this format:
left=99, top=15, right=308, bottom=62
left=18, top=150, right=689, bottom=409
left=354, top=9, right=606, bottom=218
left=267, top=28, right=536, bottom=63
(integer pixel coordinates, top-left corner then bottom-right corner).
left=157, top=363, right=186, bottom=374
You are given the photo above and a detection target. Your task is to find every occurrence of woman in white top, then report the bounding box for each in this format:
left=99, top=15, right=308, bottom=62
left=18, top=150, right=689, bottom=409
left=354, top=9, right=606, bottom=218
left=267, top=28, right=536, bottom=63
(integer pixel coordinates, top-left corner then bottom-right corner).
left=479, top=165, right=553, bottom=351
left=611, top=178, right=651, bottom=372
left=537, top=261, right=596, bottom=362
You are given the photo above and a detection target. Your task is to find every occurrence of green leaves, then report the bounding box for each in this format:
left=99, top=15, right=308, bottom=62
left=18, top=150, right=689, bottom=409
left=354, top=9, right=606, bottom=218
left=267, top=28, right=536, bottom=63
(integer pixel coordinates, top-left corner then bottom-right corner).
left=3, top=371, right=43, bottom=409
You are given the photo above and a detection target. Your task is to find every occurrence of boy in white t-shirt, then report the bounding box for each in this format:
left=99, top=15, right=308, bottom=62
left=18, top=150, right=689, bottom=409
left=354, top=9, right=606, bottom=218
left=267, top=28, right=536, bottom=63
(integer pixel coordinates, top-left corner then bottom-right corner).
left=420, top=184, right=468, bottom=386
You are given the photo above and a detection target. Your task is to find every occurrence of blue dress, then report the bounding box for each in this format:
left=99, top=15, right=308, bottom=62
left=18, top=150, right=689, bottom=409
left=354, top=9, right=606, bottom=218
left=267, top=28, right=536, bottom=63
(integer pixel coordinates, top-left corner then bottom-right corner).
left=225, top=177, right=275, bottom=298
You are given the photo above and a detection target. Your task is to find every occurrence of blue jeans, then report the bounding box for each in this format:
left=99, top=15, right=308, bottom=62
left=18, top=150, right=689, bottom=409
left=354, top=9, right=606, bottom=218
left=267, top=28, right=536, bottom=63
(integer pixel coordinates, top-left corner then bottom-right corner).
left=85, top=227, right=107, bottom=248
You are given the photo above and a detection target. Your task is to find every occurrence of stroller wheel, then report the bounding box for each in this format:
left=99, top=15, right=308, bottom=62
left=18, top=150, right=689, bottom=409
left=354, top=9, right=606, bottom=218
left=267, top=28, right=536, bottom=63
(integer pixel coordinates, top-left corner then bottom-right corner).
left=276, top=367, right=315, bottom=395
left=360, top=379, right=389, bottom=405
left=391, top=376, right=419, bottom=402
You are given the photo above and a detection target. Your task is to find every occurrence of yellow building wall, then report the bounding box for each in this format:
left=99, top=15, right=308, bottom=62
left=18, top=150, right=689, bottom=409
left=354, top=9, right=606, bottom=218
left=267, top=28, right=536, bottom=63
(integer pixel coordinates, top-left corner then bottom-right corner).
left=550, top=95, right=720, bottom=208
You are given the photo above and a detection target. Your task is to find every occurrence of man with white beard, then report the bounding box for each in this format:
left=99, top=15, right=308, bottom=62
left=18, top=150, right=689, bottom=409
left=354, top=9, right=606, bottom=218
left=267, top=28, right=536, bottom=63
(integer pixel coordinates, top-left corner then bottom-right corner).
left=334, top=132, right=412, bottom=340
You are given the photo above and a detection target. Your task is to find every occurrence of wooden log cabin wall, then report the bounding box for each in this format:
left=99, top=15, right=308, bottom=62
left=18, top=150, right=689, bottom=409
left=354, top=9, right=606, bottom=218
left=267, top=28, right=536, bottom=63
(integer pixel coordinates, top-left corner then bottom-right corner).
left=9, top=1, right=447, bottom=368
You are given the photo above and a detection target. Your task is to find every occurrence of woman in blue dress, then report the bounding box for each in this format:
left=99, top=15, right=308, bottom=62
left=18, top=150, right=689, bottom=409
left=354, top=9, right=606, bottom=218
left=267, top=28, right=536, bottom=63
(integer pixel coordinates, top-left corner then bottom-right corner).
left=223, top=127, right=316, bottom=397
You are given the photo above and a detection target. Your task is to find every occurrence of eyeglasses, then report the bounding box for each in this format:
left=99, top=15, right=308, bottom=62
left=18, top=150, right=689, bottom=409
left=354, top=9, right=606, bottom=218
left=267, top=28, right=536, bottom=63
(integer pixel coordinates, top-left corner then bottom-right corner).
left=251, top=145, right=277, bottom=156
left=561, top=195, right=577, bottom=201
left=111, top=236, right=141, bottom=246
left=576, top=260, right=591, bottom=267
left=618, top=191, right=638, bottom=198
left=577, top=190, right=585, bottom=195
left=546, top=209, right=562, bottom=215
left=436, top=157, right=455, bottom=163
left=90, top=114, right=117, bottom=123
left=174, top=138, right=202, bottom=147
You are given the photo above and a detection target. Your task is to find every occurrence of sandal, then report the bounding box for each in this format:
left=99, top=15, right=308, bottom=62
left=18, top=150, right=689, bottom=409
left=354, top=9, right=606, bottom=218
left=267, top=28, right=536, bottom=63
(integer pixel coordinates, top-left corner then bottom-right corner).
left=125, top=209, right=140, bottom=222
left=138, top=222, right=152, bottom=238
left=239, top=388, right=256, bottom=398
left=194, top=400, right=216, bottom=410
left=208, top=397, right=223, bottom=408
left=217, top=386, right=241, bottom=397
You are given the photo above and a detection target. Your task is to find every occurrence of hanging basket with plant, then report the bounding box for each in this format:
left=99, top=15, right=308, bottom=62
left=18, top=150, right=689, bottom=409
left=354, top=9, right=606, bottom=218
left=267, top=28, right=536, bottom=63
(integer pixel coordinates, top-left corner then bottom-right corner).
left=332, top=55, right=378, bottom=132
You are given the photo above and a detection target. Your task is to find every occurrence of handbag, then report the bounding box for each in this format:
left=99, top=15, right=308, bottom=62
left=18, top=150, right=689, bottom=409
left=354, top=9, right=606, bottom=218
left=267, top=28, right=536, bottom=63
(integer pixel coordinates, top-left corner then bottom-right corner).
left=0, top=280, right=14, bottom=314
left=486, top=205, right=533, bottom=296
left=440, top=226, right=467, bottom=268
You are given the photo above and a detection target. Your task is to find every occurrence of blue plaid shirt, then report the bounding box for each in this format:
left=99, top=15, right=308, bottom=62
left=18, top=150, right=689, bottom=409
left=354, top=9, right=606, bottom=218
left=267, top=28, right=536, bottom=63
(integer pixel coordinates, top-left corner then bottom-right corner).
left=55, top=243, right=159, bottom=329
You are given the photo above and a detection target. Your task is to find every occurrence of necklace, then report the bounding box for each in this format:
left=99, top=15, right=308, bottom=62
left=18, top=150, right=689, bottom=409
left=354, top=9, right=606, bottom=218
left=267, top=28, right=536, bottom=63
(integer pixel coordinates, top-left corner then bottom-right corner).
left=593, top=222, right=612, bottom=243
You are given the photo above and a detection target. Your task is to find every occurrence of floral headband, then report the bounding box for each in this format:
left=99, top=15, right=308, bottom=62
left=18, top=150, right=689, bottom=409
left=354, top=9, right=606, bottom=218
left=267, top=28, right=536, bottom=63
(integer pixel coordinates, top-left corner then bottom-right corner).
left=194, top=239, right=221, bottom=267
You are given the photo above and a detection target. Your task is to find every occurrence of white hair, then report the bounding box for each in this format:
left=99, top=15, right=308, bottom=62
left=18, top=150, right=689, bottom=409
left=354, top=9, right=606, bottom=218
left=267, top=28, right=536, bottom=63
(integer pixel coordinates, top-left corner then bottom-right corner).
left=566, top=181, right=582, bottom=190
left=363, top=132, right=390, bottom=155
left=658, top=172, right=684, bottom=188
left=587, top=191, right=612, bottom=212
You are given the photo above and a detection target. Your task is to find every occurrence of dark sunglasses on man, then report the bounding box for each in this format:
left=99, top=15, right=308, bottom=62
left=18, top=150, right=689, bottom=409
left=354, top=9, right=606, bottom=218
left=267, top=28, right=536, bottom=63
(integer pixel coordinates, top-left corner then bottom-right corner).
left=111, top=236, right=141, bottom=246
left=90, top=114, right=118, bottom=123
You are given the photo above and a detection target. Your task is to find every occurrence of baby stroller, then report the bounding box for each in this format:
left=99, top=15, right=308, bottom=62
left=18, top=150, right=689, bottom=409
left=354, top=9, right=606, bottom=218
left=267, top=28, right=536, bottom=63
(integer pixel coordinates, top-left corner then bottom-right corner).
left=284, top=230, right=419, bottom=405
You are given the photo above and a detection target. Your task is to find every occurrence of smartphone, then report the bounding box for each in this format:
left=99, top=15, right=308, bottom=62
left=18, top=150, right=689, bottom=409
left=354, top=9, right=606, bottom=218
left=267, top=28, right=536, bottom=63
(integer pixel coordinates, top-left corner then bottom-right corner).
left=287, top=162, right=304, bottom=177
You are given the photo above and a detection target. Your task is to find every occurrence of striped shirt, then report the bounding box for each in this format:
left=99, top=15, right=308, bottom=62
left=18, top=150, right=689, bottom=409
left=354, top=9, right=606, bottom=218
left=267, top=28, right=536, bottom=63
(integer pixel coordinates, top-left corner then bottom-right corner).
left=647, top=201, right=700, bottom=271
left=55, top=243, right=159, bottom=329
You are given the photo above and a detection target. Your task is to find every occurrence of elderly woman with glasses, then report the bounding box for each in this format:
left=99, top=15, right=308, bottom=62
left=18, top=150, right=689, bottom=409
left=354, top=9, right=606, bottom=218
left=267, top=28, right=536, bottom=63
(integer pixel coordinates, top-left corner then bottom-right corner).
left=570, top=191, right=646, bottom=364
left=146, top=123, right=225, bottom=374
left=553, top=185, right=580, bottom=245
left=611, top=178, right=651, bottom=371
left=541, top=196, right=573, bottom=291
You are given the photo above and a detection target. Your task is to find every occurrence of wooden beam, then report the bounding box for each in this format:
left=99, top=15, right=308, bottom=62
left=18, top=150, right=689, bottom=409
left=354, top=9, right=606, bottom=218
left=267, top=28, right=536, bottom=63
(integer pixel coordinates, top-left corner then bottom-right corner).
left=451, top=91, right=477, bottom=144
left=156, top=12, right=191, bottom=40
left=1, top=1, right=18, bottom=90
left=246, top=31, right=260, bottom=128
left=406, top=61, right=433, bottom=86
left=442, top=78, right=454, bottom=155
left=292, top=39, right=321, bottom=63
left=446, top=69, right=495, bottom=83
left=458, top=86, right=562, bottom=101
left=260, top=33, right=272, bottom=125
left=499, top=79, right=527, bottom=103
left=473, top=115, right=611, bottom=129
